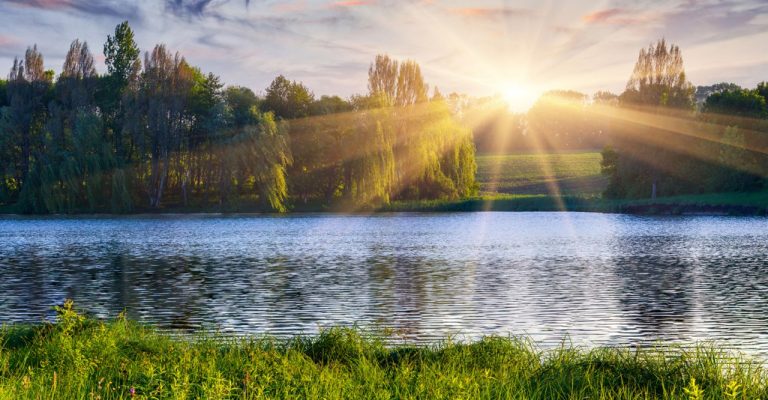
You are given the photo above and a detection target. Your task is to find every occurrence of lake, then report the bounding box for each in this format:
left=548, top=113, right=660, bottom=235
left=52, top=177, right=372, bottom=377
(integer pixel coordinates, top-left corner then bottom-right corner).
left=1, top=212, right=768, bottom=355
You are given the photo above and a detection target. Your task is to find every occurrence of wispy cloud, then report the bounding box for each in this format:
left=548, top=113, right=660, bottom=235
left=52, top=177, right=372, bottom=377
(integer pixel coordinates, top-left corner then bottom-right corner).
left=0, top=0, right=765, bottom=98
left=330, top=0, right=374, bottom=8
left=5, top=0, right=141, bottom=19
left=449, top=7, right=532, bottom=18
left=0, top=34, right=19, bottom=48
left=581, top=8, right=651, bottom=25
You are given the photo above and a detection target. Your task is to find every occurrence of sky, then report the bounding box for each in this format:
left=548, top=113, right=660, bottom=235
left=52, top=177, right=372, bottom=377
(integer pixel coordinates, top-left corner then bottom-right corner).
left=0, top=0, right=767, bottom=110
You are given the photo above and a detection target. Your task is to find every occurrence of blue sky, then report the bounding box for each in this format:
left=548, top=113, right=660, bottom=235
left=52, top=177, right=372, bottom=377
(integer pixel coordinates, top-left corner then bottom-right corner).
left=1, top=0, right=766, bottom=104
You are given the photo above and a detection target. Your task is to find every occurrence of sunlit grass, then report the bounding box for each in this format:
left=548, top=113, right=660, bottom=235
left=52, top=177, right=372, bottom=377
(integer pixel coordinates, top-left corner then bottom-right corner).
left=476, top=152, right=606, bottom=196
left=1, top=302, right=766, bottom=399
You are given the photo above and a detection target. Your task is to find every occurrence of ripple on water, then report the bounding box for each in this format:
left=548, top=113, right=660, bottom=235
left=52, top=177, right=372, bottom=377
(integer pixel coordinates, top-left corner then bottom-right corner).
left=1, top=213, right=768, bottom=357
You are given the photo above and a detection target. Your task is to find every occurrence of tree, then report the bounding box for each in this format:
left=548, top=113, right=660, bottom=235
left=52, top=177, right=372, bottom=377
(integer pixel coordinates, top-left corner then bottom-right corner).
left=620, top=38, right=694, bottom=109
left=0, top=79, right=7, bottom=108
left=56, top=40, right=98, bottom=114
left=695, top=82, right=741, bottom=105
left=704, top=89, right=767, bottom=119
left=138, top=44, right=194, bottom=208
left=103, top=21, right=141, bottom=90
left=593, top=91, right=618, bottom=105
left=261, top=75, right=313, bottom=119
left=756, top=82, right=768, bottom=103
left=368, top=54, right=428, bottom=107
left=310, top=95, right=352, bottom=116
left=100, top=21, right=141, bottom=165
left=395, top=60, right=428, bottom=106
left=0, top=27, right=478, bottom=213
left=368, top=54, right=398, bottom=106
left=605, top=39, right=696, bottom=199
left=225, top=86, right=259, bottom=126
left=2, top=45, right=51, bottom=206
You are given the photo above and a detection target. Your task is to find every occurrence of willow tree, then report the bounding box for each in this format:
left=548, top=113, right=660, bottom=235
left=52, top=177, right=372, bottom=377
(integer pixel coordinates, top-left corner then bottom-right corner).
left=41, top=40, right=108, bottom=212
left=224, top=111, right=292, bottom=211
left=340, top=110, right=396, bottom=206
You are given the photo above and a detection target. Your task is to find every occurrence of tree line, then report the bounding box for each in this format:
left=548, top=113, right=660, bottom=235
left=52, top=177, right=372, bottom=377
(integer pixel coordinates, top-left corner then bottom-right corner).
left=0, top=22, right=477, bottom=213
left=473, top=38, right=768, bottom=200
left=599, top=39, right=768, bottom=199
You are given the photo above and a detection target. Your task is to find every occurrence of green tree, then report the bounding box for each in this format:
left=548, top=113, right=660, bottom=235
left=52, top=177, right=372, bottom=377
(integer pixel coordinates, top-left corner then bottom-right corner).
left=103, top=21, right=141, bottom=91
left=368, top=54, right=399, bottom=106
left=620, top=39, right=694, bottom=109
left=2, top=45, right=51, bottom=208
left=704, top=89, right=767, bottom=119
left=310, top=95, right=352, bottom=116
left=368, top=54, right=428, bottom=107
left=605, top=39, right=696, bottom=199
left=262, top=75, right=314, bottom=119
left=755, top=82, right=768, bottom=103
left=100, top=21, right=141, bottom=211
left=0, top=79, right=7, bottom=108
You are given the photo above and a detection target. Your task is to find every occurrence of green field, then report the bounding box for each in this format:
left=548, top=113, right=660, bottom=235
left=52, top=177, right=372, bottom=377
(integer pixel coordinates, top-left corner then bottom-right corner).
left=476, top=152, right=607, bottom=196
left=1, top=304, right=765, bottom=399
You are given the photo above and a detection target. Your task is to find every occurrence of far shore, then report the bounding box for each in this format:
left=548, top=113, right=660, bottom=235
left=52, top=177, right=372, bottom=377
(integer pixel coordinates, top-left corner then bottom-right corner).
left=1, top=191, right=766, bottom=216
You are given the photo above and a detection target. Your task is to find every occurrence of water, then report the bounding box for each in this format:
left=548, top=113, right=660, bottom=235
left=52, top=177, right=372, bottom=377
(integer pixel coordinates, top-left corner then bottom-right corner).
left=1, top=212, right=768, bottom=355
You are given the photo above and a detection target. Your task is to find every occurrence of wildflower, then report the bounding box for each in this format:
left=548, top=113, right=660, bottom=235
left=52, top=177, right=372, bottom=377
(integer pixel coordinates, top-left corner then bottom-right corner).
left=129, top=387, right=136, bottom=397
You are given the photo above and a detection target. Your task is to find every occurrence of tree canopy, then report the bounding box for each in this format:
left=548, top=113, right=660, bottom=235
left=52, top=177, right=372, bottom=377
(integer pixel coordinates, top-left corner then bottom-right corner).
left=0, top=26, right=477, bottom=213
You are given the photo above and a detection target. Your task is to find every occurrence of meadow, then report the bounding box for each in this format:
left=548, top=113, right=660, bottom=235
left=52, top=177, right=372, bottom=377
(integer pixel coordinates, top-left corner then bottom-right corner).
left=0, top=302, right=766, bottom=399
left=475, top=152, right=607, bottom=196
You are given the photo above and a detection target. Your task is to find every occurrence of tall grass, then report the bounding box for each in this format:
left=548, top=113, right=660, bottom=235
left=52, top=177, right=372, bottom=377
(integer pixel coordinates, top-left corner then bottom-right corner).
left=1, top=301, right=766, bottom=399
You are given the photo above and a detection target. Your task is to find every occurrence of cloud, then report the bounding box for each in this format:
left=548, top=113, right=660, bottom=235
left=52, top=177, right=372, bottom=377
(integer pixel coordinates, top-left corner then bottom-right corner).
left=4, top=0, right=141, bottom=19
left=581, top=8, right=651, bottom=25
left=164, top=0, right=251, bottom=17
left=582, top=8, right=622, bottom=24
left=330, top=0, right=374, bottom=7
left=449, top=7, right=532, bottom=18
left=0, top=35, right=19, bottom=48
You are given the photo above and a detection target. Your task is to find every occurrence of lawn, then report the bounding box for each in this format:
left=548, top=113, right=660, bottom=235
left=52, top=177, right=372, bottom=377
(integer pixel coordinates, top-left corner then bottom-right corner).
left=0, top=303, right=765, bottom=399
left=475, top=152, right=607, bottom=196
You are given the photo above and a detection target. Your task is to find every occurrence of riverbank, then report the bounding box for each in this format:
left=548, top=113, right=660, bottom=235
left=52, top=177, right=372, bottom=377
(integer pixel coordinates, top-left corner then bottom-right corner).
left=1, top=191, right=767, bottom=215
left=383, top=191, right=768, bottom=215
left=1, top=303, right=766, bottom=399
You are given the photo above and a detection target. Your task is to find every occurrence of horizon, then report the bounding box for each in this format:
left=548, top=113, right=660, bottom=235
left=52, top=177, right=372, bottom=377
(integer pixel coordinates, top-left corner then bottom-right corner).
left=1, top=0, right=767, bottom=111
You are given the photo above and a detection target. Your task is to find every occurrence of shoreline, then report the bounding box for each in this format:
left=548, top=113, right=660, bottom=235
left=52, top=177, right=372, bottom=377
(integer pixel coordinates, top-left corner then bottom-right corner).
left=2, top=307, right=766, bottom=398
left=1, top=194, right=765, bottom=216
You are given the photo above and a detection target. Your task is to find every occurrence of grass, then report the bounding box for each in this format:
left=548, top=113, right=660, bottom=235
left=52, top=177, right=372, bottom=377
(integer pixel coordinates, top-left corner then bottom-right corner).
left=1, top=301, right=766, bottom=399
left=476, top=152, right=607, bottom=196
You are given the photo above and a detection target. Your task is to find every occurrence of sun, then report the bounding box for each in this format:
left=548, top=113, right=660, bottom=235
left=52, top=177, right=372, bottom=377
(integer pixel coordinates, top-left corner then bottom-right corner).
left=501, top=83, right=539, bottom=112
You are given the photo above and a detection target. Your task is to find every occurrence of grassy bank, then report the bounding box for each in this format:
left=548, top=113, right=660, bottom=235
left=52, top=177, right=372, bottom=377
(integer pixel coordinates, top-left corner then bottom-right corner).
left=476, top=152, right=607, bottom=196
left=384, top=191, right=768, bottom=215
left=1, top=303, right=766, bottom=399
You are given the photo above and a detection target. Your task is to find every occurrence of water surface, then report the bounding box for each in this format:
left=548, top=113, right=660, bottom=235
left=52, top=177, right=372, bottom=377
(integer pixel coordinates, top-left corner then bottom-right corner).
left=1, top=212, right=767, bottom=355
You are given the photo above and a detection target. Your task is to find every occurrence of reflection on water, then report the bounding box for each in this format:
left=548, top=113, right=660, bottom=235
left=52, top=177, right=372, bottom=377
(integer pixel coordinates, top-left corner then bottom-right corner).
left=1, top=213, right=768, bottom=355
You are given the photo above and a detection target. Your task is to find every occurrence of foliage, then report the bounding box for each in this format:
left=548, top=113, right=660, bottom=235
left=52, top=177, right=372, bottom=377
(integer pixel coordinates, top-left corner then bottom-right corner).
left=620, top=38, right=694, bottom=109
left=1, top=309, right=767, bottom=399
left=368, top=54, right=428, bottom=107
left=602, top=38, right=767, bottom=199
left=0, top=29, right=476, bottom=213
left=695, top=82, right=741, bottom=105
left=262, top=75, right=314, bottom=120
left=704, top=88, right=767, bottom=118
